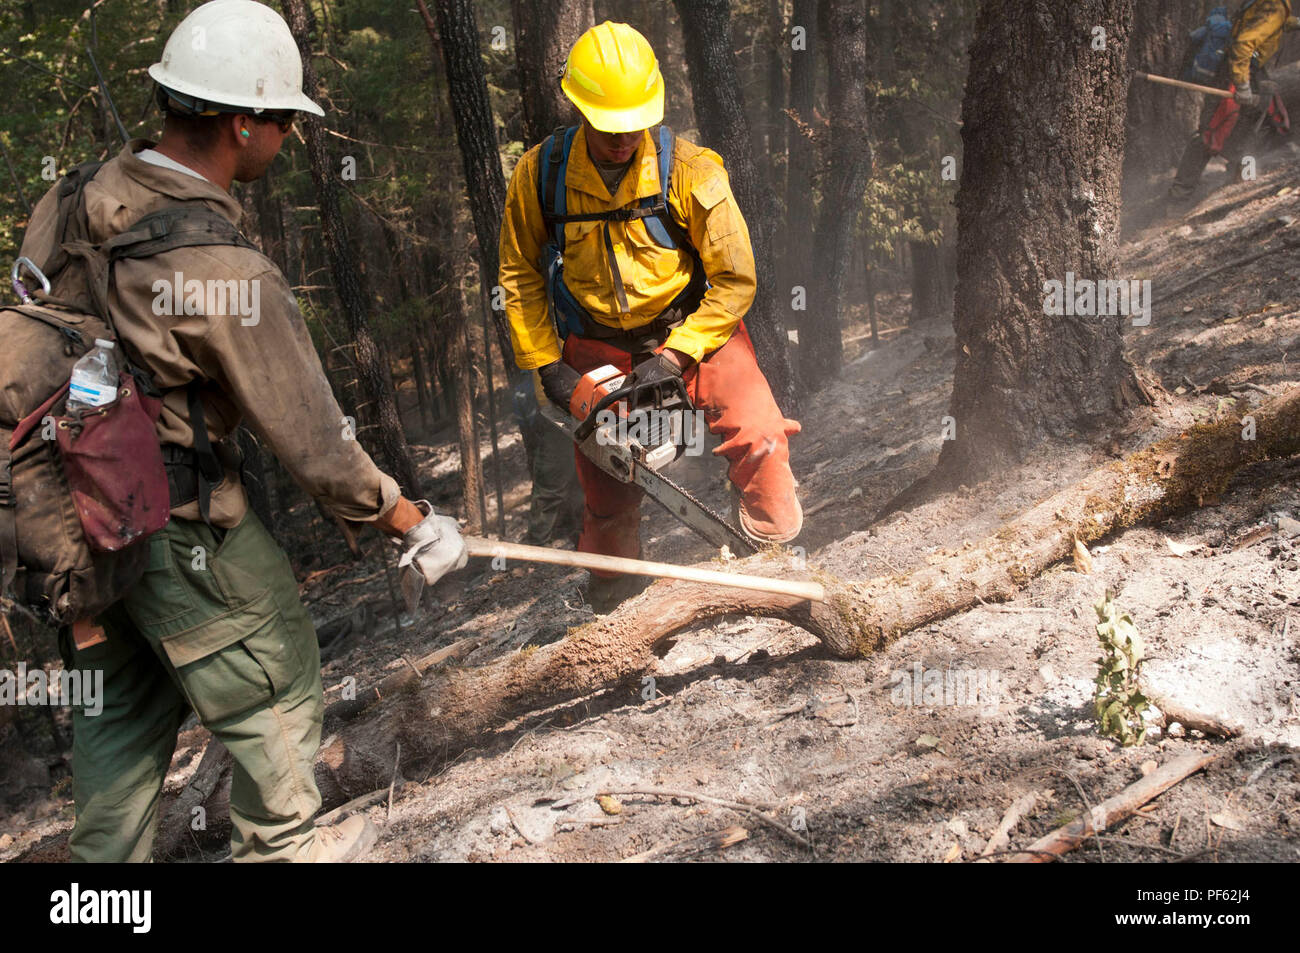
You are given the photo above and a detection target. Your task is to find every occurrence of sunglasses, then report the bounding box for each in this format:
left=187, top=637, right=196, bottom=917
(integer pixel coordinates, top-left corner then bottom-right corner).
left=254, top=111, right=296, bottom=134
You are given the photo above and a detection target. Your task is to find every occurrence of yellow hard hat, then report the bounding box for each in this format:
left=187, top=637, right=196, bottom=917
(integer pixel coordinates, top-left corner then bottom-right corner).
left=560, top=21, right=664, bottom=133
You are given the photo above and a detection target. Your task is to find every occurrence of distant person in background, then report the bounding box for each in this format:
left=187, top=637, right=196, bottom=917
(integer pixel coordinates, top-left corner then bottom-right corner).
left=1169, top=0, right=1295, bottom=201
left=512, top=373, right=583, bottom=547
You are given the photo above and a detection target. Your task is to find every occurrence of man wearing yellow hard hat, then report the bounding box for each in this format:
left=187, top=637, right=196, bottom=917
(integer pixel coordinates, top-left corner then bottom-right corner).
left=499, top=21, right=803, bottom=611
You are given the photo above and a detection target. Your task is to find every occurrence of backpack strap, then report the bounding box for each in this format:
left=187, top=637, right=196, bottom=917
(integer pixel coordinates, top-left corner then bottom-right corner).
left=0, top=443, right=15, bottom=600
left=539, top=125, right=579, bottom=250
left=105, top=206, right=256, bottom=525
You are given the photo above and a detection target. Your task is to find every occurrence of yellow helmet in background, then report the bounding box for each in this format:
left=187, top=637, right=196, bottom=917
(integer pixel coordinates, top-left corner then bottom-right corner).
left=560, top=21, right=664, bottom=133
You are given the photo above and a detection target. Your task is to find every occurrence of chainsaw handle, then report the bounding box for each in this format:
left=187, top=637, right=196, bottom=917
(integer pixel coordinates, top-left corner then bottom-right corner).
left=572, top=375, right=692, bottom=442
left=573, top=380, right=638, bottom=441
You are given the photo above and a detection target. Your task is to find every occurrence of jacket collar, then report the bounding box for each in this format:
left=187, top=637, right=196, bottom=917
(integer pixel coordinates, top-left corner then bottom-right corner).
left=565, top=125, right=663, bottom=206
left=118, top=139, right=244, bottom=226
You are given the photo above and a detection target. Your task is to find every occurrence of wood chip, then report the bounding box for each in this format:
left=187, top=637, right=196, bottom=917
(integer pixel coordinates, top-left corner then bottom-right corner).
left=1072, top=538, right=1094, bottom=574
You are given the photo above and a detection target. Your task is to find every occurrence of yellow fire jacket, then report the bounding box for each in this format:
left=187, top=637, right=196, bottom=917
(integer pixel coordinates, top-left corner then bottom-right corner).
left=1229, top=0, right=1292, bottom=87
left=498, top=124, right=756, bottom=368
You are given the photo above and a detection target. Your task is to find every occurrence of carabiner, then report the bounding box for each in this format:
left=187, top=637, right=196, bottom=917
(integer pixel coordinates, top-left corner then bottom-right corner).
left=11, top=257, right=50, bottom=304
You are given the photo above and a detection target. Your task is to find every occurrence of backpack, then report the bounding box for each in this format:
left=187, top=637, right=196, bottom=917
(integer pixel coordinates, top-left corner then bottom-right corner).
left=537, top=124, right=706, bottom=347
left=1185, top=7, right=1235, bottom=82
left=0, top=161, right=256, bottom=627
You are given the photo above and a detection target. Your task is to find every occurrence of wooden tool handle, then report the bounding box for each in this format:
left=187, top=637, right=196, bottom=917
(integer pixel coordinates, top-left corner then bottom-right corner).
left=464, top=537, right=825, bottom=602
left=1134, top=71, right=1234, bottom=98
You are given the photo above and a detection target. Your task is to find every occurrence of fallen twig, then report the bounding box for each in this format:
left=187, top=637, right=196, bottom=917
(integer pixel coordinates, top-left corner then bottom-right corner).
left=1007, top=752, right=1217, bottom=863
left=599, top=788, right=808, bottom=848
left=1144, top=687, right=1244, bottom=739
left=978, top=791, right=1040, bottom=860
left=620, top=825, right=749, bottom=863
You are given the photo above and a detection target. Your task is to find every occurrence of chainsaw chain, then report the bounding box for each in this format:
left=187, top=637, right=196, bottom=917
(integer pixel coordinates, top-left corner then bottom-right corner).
left=634, top=464, right=760, bottom=556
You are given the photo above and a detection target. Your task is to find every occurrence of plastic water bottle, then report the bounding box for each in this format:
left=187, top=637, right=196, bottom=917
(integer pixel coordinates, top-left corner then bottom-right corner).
left=67, top=339, right=121, bottom=413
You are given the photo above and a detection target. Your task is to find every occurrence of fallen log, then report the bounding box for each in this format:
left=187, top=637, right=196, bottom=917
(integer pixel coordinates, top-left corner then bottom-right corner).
left=366, top=389, right=1296, bottom=786
left=1006, top=752, right=1216, bottom=863
left=156, top=737, right=230, bottom=860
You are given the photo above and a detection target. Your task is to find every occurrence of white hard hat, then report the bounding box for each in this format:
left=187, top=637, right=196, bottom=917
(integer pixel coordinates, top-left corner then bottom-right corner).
left=147, top=0, right=324, bottom=117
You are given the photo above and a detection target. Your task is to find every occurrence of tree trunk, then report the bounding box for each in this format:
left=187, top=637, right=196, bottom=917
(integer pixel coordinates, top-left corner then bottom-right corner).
left=416, top=0, right=517, bottom=374
left=764, top=0, right=788, bottom=196
left=280, top=0, right=423, bottom=497
left=939, top=0, right=1147, bottom=484
left=908, top=237, right=944, bottom=325
left=449, top=278, right=486, bottom=534
left=802, top=0, right=871, bottom=388
left=785, top=0, right=818, bottom=317
left=511, top=0, right=594, bottom=145
left=1123, top=0, right=1203, bottom=193
left=672, top=0, right=800, bottom=413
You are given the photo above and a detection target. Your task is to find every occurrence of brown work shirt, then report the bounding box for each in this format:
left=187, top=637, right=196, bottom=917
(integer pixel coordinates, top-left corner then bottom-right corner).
left=19, top=140, right=400, bottom=528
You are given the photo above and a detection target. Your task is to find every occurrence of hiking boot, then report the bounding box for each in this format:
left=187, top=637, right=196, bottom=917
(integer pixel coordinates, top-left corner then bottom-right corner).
left=584, top=572, right=652, bottom=614
left=307, top=814, right=378, bottom=863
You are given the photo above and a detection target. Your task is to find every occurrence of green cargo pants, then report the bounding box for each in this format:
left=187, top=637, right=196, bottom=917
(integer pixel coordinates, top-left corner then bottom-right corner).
left=58, top=511, right=324, bottom=862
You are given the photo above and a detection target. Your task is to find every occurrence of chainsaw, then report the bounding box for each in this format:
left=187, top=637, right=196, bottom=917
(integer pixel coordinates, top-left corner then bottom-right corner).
left=540, top=364, right=761, bottom=556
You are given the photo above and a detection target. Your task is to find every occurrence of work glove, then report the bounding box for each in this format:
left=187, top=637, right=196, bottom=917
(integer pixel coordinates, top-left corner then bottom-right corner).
left=1257, top=79, right=1279, bottom=101
left=1235, top=85, right=1257, bottom=107
left=396, top=500, right=468, bottom=612
left=537, top=359, right=582, bottom=410
left=1286, top=15, right=1300, bottom=31
left=624, top=352, right=685, bottom=412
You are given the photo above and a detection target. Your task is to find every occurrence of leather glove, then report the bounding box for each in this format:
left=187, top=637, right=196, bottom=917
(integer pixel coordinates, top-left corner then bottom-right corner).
left=625, top=352, right=684, bottom=412
left=1286, top=15, right=1300, bottom=31
left=1235, top=85, right=1257, bottom=107
left=396, top=500, right=468, bottom=612
left=537, top=360, right=582, bottom=410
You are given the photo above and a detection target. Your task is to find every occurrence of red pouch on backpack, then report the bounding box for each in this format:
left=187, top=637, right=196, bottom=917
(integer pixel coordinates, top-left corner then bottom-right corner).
left=1203, top=92, right=1241, bottom=154
left=52, top=372, right=170, bottom=552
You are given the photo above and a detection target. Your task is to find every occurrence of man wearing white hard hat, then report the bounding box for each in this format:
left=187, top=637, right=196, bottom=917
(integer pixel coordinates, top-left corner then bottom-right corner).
left=18, top=0, right=466, bottom=862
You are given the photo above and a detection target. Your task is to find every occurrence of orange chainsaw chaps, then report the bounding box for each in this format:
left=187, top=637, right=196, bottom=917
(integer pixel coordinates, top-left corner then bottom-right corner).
left=561, top=322, right=803, bottom=568
left=1203, top=90, right=1241, bottom=154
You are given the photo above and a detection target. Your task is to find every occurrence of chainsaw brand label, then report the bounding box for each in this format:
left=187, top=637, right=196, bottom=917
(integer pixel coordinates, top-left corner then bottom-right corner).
left=1042, top=272, right=1152, bottom=327
left=594, top=407, right=707, bottom=457
left=151, top=272, right=261, bottom=326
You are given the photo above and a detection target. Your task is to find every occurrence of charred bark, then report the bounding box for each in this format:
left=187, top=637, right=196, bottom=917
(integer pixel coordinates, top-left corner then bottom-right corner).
left=1124, top=0, right=1203, bottom=195
left=785, top=0, right=818, bottom=328
left=672, top=0, right=800, bottom=413
left=939, top=0, right=1147, bottom=484
left=802, top=0, right=871, bottom=387
left=511, top=0, right=593, bottom=145
left=416, top=0, right=516, bottom=374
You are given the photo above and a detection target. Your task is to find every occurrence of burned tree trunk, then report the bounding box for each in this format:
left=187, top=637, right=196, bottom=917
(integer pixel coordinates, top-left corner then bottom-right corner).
left=511, top=0, right=593, bottom=145
left=785, top=0, right=818, bottom=327
left=416, top=0, right=516, bottom=373
left=803, top=0, right=871, bottom=387
left=280, top=0, right=422, bottom=497
left=672, top=0, right=800, bottom=413
left=1124, top=0, right=1203, bottom=193
left=940, top=0, right=1147, bottom=484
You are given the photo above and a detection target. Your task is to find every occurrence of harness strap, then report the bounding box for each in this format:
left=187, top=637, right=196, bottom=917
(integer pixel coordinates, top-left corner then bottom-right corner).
left=0, top=445, right=16, bottom=599
left=185, top=382, right=225, bottom=526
